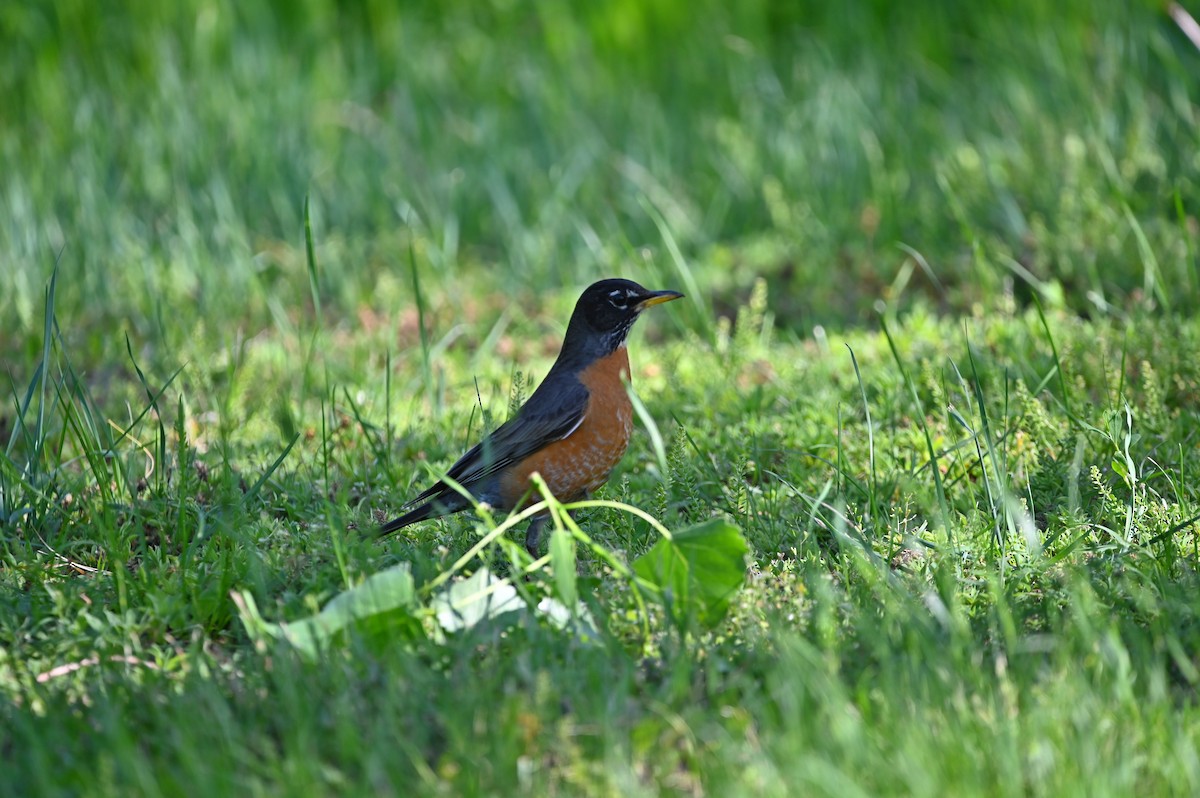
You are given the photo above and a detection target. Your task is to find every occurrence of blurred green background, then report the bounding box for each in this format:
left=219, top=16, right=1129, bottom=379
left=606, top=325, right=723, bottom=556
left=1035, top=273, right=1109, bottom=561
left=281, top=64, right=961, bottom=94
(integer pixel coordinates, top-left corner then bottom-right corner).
left=4, top=0, right=1197, bottom=355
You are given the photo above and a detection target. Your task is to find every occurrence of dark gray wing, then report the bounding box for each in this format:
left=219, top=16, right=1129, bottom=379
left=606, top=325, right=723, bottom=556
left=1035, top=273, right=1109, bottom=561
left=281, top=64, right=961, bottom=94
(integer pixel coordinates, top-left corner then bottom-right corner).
left=404, top=375, right=589, bottom=506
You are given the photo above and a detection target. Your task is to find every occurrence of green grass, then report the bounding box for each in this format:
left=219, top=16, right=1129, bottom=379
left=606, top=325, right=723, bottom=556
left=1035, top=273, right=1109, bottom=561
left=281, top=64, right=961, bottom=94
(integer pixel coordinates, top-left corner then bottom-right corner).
left=4, top=1, right=1200, bottom=795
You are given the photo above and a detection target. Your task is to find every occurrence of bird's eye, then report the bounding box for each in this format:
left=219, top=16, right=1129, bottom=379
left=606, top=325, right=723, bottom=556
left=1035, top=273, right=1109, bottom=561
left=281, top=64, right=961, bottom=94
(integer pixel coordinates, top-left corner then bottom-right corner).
left=608, top=289, right=629, bottom=310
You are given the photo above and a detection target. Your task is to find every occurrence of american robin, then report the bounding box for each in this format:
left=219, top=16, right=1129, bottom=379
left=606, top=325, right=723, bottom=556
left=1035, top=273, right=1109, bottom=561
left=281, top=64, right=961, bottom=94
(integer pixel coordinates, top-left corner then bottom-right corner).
left=379, top=278, right=684, bottom=554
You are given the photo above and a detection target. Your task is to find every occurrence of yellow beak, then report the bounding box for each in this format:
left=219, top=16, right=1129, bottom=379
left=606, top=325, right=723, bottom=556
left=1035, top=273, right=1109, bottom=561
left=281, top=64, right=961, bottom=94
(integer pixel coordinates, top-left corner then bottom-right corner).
left=636, top=290, right=684, bottom=310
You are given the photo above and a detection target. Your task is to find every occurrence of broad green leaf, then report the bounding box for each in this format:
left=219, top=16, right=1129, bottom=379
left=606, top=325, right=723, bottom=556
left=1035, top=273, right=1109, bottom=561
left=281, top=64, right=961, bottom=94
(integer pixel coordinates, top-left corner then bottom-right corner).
left=537, top=597, right=600, bottom=643
left=633, top=518, right=748, bottom=630
left=430, top=568, right=599, bottom=642
left=430, top=567, right=524, bottom=633
left=429, top=566, right=600, bottom=643
left=236, top=563, right=422, bottom=659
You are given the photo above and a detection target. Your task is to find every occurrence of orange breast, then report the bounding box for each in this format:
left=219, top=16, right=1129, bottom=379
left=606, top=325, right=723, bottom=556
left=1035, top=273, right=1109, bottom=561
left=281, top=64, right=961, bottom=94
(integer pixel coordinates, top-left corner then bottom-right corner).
left=499, top=348, right=634, bottom=507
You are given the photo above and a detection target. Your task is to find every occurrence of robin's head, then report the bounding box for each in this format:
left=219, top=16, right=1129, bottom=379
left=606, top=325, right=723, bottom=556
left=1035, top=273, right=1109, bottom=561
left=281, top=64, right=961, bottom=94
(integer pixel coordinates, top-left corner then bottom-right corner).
left=563, top=278, right=684, bottom=357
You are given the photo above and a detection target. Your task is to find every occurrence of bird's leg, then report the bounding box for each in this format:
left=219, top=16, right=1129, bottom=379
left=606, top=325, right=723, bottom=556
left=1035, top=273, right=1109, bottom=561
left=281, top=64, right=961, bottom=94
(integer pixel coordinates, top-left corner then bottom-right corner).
left=525, top=492, right=588, bottom=556
left=524, top=514, right=548, bottom=556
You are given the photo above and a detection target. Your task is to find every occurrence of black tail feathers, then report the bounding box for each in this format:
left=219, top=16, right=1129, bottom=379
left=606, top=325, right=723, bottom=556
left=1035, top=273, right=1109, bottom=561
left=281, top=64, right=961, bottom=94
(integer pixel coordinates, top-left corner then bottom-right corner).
left=377, top=502, right=438, bottom=537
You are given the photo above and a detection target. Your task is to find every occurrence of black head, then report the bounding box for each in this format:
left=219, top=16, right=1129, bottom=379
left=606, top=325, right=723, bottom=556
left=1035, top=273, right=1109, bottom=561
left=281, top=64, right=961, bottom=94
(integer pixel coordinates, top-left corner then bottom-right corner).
left=560, top=278, right=684, bottom=360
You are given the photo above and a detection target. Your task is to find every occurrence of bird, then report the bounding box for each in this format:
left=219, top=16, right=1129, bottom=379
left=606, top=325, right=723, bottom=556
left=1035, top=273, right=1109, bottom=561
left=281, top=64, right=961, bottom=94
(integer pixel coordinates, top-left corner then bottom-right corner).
left=379, top=278, right=684, bottom=554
